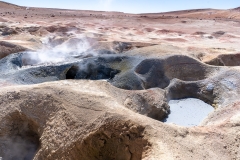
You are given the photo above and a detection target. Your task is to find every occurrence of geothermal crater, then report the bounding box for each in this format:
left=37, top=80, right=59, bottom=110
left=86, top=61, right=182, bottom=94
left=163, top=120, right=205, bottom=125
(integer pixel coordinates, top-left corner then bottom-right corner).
left=0, top=1, right=240, bottom=160
left=165, top=98, right=214, bottom=126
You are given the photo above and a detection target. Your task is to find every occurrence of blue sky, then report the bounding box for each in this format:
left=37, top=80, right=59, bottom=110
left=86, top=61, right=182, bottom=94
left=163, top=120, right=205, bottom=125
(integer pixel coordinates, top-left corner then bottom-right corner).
left=3, top=0, right=240, bottom=13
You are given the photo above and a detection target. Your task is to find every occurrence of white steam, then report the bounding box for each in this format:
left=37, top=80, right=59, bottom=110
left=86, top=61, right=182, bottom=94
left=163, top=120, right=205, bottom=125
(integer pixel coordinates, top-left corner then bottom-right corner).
left=0, top=136, right=38, bottom=160
left=22, top=35, right=98, bottom=66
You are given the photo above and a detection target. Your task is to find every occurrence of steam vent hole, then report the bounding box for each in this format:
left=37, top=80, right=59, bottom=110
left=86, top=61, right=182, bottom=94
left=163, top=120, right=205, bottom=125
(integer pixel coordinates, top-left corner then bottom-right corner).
left=66, top=66, right=79, bottom=79
left=0, top=112, right=40, bottom=160
left=165, top=98, right=214, bottom=126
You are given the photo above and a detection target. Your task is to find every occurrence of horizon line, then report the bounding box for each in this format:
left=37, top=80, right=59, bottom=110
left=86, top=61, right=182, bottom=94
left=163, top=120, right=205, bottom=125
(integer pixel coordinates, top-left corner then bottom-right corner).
left=0, top=0, right=238, bottom=14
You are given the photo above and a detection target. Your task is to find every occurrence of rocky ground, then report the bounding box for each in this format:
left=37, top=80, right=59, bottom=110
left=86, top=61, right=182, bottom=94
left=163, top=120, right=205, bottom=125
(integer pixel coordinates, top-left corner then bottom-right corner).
left=0, top=1, right=240, bottom=160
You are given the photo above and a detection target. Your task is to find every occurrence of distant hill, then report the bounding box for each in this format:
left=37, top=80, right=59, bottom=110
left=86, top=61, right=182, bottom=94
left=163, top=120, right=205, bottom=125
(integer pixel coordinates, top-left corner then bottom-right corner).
left=0, top=1, right=22, bottom=9
left=233, top=7, right=240, bottom=11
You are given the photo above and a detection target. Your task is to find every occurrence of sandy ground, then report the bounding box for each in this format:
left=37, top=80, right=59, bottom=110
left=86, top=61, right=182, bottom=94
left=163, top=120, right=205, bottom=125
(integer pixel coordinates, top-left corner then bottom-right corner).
left=0, top=1, right=240, bottom=160
left=1, top=1, right=240, bottom=62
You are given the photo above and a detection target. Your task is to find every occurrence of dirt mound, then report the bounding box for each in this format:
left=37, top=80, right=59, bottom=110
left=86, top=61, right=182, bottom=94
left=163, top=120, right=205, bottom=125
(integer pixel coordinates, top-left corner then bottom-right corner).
left=205, top=53, right=240, bottom=66
left=0, top=81, right=153, bottom=159
left=156, top=29, right=183, bottom=34
left=0, top=80, right=239, bottom=159
left=142, top=28, right=155, bottom=32
left=212, top=31, right=225, bottom=38
left=192, top=31, right=207, bottom=35
left=163, top=38, right=187, bottom=42
left=1, top=27, right=18, bottom=36
left=131, top=55, right=214, bottom=90
left=0, top=41, right=29, bottom=59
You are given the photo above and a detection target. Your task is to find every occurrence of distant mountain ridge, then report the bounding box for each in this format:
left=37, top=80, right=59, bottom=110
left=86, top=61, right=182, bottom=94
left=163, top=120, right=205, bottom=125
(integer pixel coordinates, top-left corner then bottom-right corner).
left=0, top=1, right=22, bottom=9
left=233, top=7, right=240, bottom=11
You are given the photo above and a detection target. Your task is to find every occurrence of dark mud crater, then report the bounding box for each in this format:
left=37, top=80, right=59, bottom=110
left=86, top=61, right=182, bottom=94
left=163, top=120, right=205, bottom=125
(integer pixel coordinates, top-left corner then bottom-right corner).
left=1, top=51, right=239, bottom=128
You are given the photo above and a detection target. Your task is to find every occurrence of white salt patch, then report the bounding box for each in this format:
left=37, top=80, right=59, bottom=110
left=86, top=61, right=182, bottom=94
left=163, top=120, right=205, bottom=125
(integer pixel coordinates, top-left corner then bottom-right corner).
left=165, top=98, right=214, bottom=127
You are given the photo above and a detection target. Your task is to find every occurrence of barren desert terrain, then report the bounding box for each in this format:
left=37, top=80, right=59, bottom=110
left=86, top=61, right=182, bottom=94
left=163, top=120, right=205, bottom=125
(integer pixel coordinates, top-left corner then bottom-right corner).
left=0, top=1, right=240, bottom=160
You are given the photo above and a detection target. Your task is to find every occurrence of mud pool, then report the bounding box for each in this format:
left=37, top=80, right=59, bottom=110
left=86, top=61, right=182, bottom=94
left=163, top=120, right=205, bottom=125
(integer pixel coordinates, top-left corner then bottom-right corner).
left=165, top=98, right=214, bottom=127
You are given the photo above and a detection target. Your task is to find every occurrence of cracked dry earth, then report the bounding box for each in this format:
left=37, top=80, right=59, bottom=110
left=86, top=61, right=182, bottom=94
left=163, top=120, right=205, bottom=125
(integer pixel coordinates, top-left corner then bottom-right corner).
left=0, top=1, right=240, bottom=160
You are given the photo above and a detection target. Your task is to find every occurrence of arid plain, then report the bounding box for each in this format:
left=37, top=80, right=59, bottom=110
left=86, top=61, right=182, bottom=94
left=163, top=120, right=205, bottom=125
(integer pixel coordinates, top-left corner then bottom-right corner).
left=0, top=1, right=240, bottom=160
